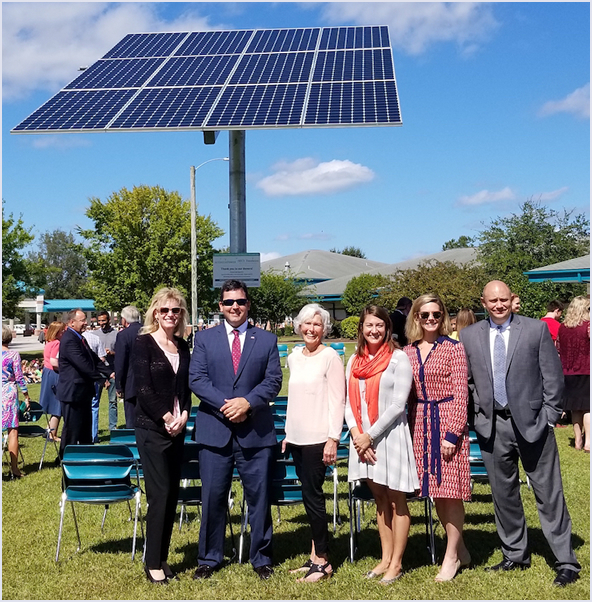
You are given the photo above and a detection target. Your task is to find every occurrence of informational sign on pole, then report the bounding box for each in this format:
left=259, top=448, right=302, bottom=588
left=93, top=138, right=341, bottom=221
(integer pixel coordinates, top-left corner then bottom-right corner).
left=213, top=253, right=261, bottom=287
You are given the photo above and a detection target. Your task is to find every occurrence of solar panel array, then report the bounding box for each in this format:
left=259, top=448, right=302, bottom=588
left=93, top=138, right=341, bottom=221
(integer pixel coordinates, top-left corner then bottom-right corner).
left=13, top=26, right=401, bottom=133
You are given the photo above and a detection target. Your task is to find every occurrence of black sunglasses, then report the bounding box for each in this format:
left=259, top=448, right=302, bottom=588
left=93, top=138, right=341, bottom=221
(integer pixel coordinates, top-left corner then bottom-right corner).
left=419, top=311, right=442, bottom=320
left=221, top=298, right=248, bottom=307
left=159, top=307, right=181, bottom=315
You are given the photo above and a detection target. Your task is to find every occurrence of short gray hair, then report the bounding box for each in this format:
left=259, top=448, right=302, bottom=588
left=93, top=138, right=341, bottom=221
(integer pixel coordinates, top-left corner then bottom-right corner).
left=121, top=305, right=140, bottom=323
left=2, top=325, right=13, bottom=346
left=293, top=303, right=332, bottom=337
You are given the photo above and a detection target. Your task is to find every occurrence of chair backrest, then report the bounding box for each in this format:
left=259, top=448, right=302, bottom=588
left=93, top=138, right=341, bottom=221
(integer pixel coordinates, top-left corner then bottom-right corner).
left=180, top=443, right=201, bottom=481
left=62, top=444, right=137, bottom=485
left=109, top=429, right=137, bottom=445
left=330, top=342, right=345, bottom=350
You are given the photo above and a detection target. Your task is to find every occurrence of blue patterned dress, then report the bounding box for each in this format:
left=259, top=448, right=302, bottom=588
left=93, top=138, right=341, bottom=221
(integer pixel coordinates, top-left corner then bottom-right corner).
left=2, top=349, right=28, bottom=429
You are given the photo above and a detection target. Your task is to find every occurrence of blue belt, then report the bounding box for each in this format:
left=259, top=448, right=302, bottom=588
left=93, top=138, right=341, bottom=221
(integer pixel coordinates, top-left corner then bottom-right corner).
left=418, top=395, right=453, bottom=497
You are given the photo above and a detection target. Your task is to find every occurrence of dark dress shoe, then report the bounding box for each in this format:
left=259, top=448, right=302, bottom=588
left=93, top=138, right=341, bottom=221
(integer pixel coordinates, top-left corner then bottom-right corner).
left=486, top=558, right=530, bottom=572
left=162, top=562, right=180, bottom=581
left=193, top=564, right=217, bottom=580
left=254, top=565, right=274, bottom=580
left=144, top=565, right=168, bottom=584
left=553, top=569, right=579, bottom=586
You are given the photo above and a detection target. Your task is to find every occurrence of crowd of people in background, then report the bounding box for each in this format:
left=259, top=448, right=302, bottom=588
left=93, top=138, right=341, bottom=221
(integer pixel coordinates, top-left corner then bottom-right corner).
left=2, top=280, right=588, bottom=588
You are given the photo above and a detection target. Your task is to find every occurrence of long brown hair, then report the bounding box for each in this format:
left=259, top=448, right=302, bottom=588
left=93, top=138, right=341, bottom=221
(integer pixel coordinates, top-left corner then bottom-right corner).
left=355, top=305, right=398, bottom=357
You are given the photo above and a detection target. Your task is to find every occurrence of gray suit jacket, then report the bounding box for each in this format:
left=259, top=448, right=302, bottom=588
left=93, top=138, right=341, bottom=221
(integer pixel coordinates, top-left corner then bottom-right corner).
left=460, top=315, right=563, bottom=443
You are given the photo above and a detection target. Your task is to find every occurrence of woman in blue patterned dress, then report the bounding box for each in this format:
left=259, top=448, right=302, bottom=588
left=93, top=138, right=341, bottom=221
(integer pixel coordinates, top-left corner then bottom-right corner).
left=2, top=325, right=31, bottom=478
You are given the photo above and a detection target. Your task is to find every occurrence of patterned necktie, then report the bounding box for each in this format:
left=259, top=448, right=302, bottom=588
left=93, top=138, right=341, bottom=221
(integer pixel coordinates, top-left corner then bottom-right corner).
left=232, top=329, right=241, bottom=374
left=493, top=325, right=508, bottom=407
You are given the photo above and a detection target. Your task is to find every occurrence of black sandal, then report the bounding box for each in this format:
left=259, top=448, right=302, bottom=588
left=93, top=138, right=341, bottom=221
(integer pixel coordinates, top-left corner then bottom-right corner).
left=297, top=561, right=332, bottom=582
left=289, top=559, right=313, bottom=574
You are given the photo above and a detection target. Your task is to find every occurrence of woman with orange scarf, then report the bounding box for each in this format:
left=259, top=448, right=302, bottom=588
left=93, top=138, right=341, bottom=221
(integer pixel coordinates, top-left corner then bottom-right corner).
left=345, top=305, right=419, bottom=584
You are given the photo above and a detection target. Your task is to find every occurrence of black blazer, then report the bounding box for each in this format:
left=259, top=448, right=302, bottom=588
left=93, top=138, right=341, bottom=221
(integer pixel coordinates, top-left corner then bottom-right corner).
left=133, top=333, right=192, bottom=435
left=56, top=327, right=110, bottom=404
left=114, top=321, right=142, bottom=399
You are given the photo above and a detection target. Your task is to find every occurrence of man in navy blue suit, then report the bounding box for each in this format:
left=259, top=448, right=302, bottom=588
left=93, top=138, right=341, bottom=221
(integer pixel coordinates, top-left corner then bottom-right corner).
left=57, top=309, right=110, bottom=458
left=189, top=280, right=282, bottom=580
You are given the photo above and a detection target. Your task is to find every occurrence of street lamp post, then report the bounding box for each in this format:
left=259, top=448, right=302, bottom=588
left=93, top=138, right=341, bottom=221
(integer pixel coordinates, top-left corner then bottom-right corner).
left=190, top=157, right=229, bottom=336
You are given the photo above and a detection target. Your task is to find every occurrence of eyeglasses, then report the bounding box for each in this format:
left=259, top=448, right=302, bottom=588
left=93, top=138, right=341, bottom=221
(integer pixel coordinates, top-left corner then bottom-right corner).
left=419, top=311, right=442, bottom=320
left=221, top=298, right=248, bottom=307
left=159, top=307, right=181, bottom=315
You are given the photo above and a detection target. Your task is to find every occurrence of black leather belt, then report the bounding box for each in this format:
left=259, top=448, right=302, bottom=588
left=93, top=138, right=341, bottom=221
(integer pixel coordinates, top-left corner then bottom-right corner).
left=494, top=407, right=512, bottom=417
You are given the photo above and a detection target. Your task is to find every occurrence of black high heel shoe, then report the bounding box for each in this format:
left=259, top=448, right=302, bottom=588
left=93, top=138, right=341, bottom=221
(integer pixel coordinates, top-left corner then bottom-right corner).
left=144, top=565, right=168, bottom=585
left=162, top=562, right=180, bottom=581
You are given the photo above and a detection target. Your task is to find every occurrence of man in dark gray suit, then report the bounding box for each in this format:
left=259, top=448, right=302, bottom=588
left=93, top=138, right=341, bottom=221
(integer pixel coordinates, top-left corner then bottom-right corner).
left=460, top=280, right=580, bottom=586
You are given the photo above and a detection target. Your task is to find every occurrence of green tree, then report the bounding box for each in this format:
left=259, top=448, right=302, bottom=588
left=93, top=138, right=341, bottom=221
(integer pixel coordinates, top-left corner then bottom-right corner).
left=2, top=202, right=37, bottom=318
left=249, top=270, right=306, bottom=333
left=377, top=260, right=488, bottom=314
left=79, top=185, right=223, bottom=314
left=442, top=235, right=476, bottom=250
left=330, top=246, right=367, bottom=259
left=28, top=229, right=88, bottom=299
left=342, top=273, right=390, bottom=316
left=477, top=199, right=589, bottom=317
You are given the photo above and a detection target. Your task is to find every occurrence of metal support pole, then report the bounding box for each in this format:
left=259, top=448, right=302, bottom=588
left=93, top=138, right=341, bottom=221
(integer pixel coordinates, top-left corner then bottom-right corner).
left=229, top=130, right=247, bottom=253
left=190, top=165, right=198, bottom=335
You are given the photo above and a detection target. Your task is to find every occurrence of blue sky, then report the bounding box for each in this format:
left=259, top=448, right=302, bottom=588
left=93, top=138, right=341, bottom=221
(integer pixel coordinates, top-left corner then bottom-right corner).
left=2, top=2, right=590, bottom=265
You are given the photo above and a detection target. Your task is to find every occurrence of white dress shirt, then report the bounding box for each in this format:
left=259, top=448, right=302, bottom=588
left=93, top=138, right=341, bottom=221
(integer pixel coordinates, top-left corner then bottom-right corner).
left=223, top=319, right=248, bottom=353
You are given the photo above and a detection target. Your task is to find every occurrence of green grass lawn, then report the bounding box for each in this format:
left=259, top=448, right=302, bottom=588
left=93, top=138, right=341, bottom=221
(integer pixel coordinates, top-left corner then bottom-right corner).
left=3, top=347, right=589, bottom=599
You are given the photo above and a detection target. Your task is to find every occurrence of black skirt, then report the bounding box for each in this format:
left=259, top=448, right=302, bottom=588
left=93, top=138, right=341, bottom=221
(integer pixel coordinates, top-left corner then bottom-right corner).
left=563, top=375, right=590, bottom=412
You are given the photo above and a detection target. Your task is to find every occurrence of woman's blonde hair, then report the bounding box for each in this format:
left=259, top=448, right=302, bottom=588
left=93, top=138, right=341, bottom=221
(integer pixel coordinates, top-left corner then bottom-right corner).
left=46, top=321, right=66, bottom=342
left=405, top=293, right=452, bottom=344
left=562, top=296, right=590, bottom=328
left=140, top=287, right=188, bottom=337
left=455, top=308, right=477, bottom=333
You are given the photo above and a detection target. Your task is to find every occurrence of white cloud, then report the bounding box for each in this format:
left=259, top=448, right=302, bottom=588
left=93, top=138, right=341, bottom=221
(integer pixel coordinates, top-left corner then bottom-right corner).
left=260, top=252, right=281, bottom=263
left=299, top=232, right=332, bottom=241
left=320, top=2, right=499, bottom=55
left=537, top=187, right=569, bottom=202
left=256, top=158, right=375, bottom=197
left=539, top=84, right=590, bottom=120
left=31, top=135, right=92, bottom=150
left=458, top=187, right=516, bottom=206
left=2, top=3, right=215, bottom=100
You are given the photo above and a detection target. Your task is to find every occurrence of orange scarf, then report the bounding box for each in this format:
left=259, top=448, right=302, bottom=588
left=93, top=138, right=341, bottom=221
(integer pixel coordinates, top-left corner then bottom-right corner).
left=348, top=343, right=393, bottom=434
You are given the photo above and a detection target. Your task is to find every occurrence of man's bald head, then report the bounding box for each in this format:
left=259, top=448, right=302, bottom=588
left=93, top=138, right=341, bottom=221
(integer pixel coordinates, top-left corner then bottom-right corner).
left=481, top=280, right=513, bottom=325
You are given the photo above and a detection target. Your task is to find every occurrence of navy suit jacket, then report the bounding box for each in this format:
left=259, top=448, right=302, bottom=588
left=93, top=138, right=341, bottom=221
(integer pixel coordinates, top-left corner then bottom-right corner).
left=57, top=327, right=110, bottom=404
left=114, top=321, right=142, bottom=399
left=189, top=323, right=282, bottom=449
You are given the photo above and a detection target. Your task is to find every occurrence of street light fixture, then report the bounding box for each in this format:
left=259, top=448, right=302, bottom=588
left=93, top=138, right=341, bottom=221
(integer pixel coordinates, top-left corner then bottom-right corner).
left=190, top=157, right=229, bottom=337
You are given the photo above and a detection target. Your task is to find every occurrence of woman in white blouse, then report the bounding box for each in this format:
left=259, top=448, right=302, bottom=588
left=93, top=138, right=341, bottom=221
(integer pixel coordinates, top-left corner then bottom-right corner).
left=345, top=305, right=419, bottom=584
left=283, top=303, right=346, bottom=582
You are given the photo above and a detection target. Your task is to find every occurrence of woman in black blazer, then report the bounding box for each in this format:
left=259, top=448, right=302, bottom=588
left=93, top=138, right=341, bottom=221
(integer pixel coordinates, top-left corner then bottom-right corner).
left=133, top=287, right=191, bottom=584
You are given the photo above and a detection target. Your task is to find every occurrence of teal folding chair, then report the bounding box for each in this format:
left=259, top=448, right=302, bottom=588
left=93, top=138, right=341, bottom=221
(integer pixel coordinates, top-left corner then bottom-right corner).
left=109, top=429, right=142, bottom=482
left=468, top=429, right=488, bottom=486
left=56, top=444, right=143, bottom=562
left=18, top=401, right=59, bottom=470
left=277, top=344, right=288, bottom=368
left=330, top=342, right=346, bottom=364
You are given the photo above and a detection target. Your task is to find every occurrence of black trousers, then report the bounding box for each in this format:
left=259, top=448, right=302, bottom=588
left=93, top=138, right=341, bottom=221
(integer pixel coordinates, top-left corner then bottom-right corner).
left=290, top=442, right=329, bottom=556
left=59, top=399, right=93, bottom=458
left=124, top=396, right=136, bottom=429
left=136, top=427, right=184, bottom=569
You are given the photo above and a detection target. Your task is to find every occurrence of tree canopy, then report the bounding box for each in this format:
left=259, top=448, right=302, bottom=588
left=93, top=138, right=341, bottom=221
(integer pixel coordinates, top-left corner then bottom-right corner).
left=2, top=202, right=37, bottom=318
left=330, top=246, right=367, bottom=259
left=249, top=270, right=306, bottom=332
left=476, top=199, right=589, bottom=317
left=442, top=235, right=476, bottom=250
left=377, top=260, right=487, bottom=314
left=28, top=229, right=88, bottom=299
left=342, top=273, right=390, bottom=316
left=79, top=185, right=223, bottom=314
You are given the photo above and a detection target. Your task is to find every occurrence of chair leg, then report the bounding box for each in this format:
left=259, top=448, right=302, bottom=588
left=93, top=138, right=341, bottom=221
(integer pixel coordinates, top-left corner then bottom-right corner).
left=101, top=505, right=109, bottom=531
left=333, top=467, right=338, bottom=533
left=56, top=492, right=67, bottom=562
left=348, top=483, right=356, bottom=563
left=179, top=504, right=185, bottom=532
left=39, top=434, right=50, bottom=470
left=276, top=505, right=281, bottom=524
left=239, top=492, right=248, bottom=565
left=131, top=491, right=141, bottom=561
left=226, top=507, right=237, bottom=562
left=425, top=497, right=436, bottom=565
left=70, top=502, right=82, bottom=552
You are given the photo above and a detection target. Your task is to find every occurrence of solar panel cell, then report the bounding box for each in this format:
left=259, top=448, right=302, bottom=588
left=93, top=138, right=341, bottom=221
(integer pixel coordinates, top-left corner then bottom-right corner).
left=104, top=32, right=188, bottom=59
left=65, top=58, right=164, bottom=90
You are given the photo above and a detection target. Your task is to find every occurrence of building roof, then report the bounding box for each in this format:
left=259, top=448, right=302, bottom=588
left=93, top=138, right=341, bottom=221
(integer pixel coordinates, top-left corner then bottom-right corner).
left=261, top=249, right=388, bottom=283
left=309, top=247, right=478, bottom=298
left=43, top=299, right=96, bottom=312
left=524, top=254, right=590, bottom=283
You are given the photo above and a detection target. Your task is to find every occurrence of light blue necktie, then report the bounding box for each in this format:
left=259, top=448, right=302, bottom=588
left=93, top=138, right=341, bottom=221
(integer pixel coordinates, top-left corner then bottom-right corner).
left=493, top=325, right=508, bottom=407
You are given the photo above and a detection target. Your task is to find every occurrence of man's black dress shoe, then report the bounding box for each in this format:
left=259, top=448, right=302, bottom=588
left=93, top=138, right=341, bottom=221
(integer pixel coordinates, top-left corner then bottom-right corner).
left=486, top=558, right=530, bottom=572
left=254, top=565, right=274, bottom=580
left=193, top=564, right=217, bottom=580
left=553, top=569, right=579, bottom=586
